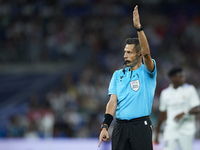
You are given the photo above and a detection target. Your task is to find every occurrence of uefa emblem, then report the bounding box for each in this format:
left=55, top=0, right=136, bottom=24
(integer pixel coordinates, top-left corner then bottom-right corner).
left=130, top=80, right=140, bottom=91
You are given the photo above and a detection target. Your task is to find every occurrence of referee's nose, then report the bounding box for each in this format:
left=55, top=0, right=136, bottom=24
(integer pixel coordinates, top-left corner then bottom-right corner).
left=124, top=52, right=128, bottom=59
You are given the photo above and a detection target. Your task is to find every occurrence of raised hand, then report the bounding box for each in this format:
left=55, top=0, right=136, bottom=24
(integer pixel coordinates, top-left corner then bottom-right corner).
left=133, top=5, right=141, bottom=29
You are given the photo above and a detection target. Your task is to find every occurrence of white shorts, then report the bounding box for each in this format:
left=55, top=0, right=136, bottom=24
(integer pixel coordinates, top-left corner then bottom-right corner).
left=163, top=133, right=193, bottom=150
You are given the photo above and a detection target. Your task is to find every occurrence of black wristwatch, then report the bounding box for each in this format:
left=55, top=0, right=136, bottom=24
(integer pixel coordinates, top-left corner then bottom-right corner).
left=100, top=124, right=108, bottom=131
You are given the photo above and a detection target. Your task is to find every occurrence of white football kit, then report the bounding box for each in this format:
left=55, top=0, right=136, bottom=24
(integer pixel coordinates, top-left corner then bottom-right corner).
left=159, top=83, right=200, bottom=150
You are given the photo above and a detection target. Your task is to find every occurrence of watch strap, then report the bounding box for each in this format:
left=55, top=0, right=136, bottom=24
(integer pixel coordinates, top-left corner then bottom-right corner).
left=100, top=124, right=108, bottom=131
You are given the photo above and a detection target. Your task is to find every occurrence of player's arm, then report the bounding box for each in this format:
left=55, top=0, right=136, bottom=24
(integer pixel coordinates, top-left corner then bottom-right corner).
left=155, top=111, right=166, bottom=144
left=188, top=87, right=200, bottom=115
left=98, top=94, right=117, bottom=147
left=133, top=5, right=154, bottom=72
left=189, top=105, right=200, bottom=114
left=175, top=87, right=200, bottom=121
left=174, top=105, right=200, bottom=122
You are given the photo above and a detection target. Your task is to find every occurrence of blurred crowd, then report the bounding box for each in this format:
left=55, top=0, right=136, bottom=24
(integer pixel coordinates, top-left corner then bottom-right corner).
left=1, top=0, right=200, bottom=139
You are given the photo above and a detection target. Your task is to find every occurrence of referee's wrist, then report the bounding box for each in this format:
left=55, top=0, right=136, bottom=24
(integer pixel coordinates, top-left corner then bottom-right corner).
left=103, top=113, right=113, bottom=128
left=100, top=124, right=108, bottom=131
left=136, top=26, right=143, bottom=32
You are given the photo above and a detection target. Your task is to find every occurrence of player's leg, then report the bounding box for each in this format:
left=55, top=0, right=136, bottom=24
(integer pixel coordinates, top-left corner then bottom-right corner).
left=163, top=139, right=178, bottom=150
left=112, top=122, right=130, bottom=150
left=178, top=134, right=193, bottom=150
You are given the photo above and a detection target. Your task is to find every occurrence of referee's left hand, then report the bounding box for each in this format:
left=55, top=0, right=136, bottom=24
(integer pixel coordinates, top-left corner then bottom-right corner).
left=98, top=128, right=109, bottom=147
left=133, top=5, right=141, bottom=29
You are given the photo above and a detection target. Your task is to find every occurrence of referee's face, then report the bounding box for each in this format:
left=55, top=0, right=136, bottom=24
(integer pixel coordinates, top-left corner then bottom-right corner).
left=124, top=44, right=139, bottom=67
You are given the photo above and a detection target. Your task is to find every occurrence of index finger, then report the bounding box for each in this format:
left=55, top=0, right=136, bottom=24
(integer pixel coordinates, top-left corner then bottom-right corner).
left=98, top=137, right=102, bottom=147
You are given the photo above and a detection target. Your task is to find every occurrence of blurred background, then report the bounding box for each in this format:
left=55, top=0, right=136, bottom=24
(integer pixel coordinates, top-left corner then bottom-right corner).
left=0, top=0, right=200, bottom=149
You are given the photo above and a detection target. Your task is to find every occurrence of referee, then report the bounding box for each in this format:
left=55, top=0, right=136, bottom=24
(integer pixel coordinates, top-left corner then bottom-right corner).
left=98, top=5, right=157, bottom=150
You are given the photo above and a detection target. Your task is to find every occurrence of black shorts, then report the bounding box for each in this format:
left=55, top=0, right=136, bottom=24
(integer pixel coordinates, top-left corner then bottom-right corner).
left=112, top=116, right=153, bottom=150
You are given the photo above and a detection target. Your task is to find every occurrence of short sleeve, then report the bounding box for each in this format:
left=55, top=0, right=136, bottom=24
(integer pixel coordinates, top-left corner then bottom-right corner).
left=159, top=91, right=167, bottom=112
left=108, top=71, right=117, bottom=96
left=188, top=85, right=200, bottom=108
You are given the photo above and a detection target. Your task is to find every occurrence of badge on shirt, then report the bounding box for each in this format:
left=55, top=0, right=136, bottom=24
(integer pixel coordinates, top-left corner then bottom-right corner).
left=130, top=80, right=140, bottom=91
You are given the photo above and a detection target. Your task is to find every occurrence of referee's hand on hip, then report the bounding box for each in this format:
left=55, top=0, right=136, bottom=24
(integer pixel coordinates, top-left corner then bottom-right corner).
left=98, top=128, right=109, bottom=147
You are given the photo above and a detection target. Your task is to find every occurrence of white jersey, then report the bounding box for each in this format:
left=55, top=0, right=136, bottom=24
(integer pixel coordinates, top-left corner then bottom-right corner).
left=159, top=83, right=200, bottom=139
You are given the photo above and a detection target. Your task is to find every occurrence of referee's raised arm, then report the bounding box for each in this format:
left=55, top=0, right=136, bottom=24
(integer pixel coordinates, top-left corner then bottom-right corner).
left=133, top=5, right=154, bottom=72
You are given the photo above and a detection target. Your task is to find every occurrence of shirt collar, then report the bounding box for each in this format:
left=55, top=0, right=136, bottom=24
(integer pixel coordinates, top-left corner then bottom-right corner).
left=169, top=83, right=184, bottom=90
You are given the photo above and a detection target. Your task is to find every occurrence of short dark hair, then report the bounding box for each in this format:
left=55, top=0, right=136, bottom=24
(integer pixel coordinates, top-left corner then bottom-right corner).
left=168, top=67, right=183, bottom=77
left=125, top=38, right=141, bottom=53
